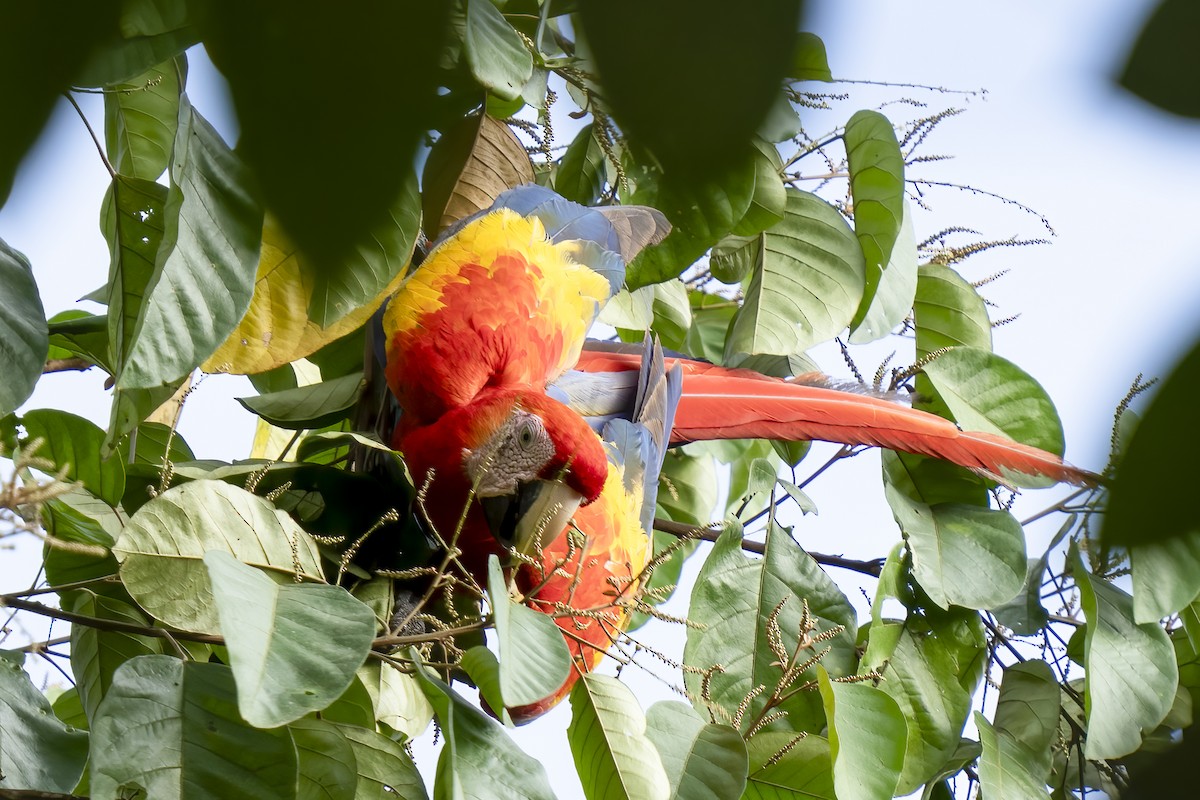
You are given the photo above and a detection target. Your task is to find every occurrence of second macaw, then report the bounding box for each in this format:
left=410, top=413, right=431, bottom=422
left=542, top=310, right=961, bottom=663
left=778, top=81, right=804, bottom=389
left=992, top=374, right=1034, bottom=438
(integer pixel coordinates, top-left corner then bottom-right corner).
left=381, top=185, right=1093, bottom=721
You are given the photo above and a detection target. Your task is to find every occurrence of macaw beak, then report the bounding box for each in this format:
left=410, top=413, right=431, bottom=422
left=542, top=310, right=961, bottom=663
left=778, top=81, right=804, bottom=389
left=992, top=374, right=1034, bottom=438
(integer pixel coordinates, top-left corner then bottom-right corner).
left=480, top=479, right=584, bottom=557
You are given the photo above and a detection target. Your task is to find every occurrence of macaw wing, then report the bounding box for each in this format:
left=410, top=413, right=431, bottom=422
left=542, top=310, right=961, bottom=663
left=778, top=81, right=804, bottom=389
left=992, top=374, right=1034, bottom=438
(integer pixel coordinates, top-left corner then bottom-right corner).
left=382, top=187, right=668, bottom=423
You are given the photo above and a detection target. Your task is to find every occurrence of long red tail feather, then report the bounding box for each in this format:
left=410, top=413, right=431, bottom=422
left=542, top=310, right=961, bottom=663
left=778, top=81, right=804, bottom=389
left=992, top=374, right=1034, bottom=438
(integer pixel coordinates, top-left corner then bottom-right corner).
left=576, top=351, right=1098, bottom=487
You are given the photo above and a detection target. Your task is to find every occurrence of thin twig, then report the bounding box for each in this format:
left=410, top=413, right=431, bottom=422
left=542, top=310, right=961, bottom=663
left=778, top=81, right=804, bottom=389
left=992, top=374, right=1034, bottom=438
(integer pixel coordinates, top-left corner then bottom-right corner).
left=63, top=92, right=114, bottom=178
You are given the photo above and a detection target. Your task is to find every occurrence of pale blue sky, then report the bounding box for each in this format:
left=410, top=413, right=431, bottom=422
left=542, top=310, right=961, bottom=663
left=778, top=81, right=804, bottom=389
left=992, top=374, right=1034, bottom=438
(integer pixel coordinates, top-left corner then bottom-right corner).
left=2, top=0, right=1194, bottom=795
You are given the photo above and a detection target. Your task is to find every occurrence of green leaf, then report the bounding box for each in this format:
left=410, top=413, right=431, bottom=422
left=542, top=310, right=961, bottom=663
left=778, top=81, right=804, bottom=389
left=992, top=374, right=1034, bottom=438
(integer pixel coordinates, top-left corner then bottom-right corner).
left=993, top=661, right=1058, bottom=784
left=858, top=616, right=984, bottom=794
left=204, top=551, right=376, bottom=727
left=411, top=654, right=556, bottom=800
left=487, top=556, right=573, bottom=708
left=1117, top=0, right=1200, bottom=118
left=0, top=652, right=89, bottom=792
left=849, top=199, right=918, bottom=343
left=459, top=646, right=511, bottom=727
left=919, top=739, right=981, bottom=800
left=844, top=110, right=904, bottom=312
left=106, top=378, right=187, bottom=455
left=882, top=449, right=989, bottom=509
left=724, top=189, right=866, bottom=361
left=789, top=32, right=833, bottom=81
left=336, top=723, right=429, bottom=799
left=818, top=667, right=906, bottom=800
left=684, top=291, right=739, bottom=362
left=51, top=686, right=90, bottom=731
left=684, top=525, right=858, bottom=732
left=76, top=0, right=198, bottom=86
left=975, top=712, right=1052, bottom=800
left=710, top=233, right=759, bottom=284
left=124, top=420, right=195, bottom=466
left=22, top=409, right=125, bottom=506
left=885, top=484, right=1026, bottom=609
left=104, top=57, right=184, bottom=180
left=90, top=656, right=298, bottom=800
left=42, top=488, right=123, bottom=590
left=1075, top=555, right=1178, bottom=759
left=102, top=175, right=168, bottom=375
left=47, top=311, right=110, bottom=371
left=288, top=717, right=357, bottom=800
left=0, top=4, right=120, bottom=204
left=557, top=124, right=607, bottom=205
left=646, top=279, right=693, bottom=351
left=113, top=480, right=325, bottom=632
left=991, top=556, right=1051, bottom=635
left=0, top=238, right=48, bottom=414
left=1131, top=532, right=1200, bottom=623
left=117, top=96, right=264, bottom=389
left=355, top=660, right=434, bottom=741
left=625, top=156, right=757, bottom=288
left=308, top=168, right=421, bottom=327
left=913, top=263, right=992, bottom=357
left=237, top=372, right=365, bottom=430
left=568, top=674, right=670, bottom=800
left=579, top=1, right=799, bottom=181
left=645, top=701, right=747, bottom=800
left=1105, top=337, right=1200, bottom=548
left=464, top=0, right=533, bottom=101
left=68, top=592, right=163, bottom=723
left=731, top=141, right=787, bottom=237
left=743, top=732, right=835, bottom=799
left=921, top=346, right=1066, bottom=486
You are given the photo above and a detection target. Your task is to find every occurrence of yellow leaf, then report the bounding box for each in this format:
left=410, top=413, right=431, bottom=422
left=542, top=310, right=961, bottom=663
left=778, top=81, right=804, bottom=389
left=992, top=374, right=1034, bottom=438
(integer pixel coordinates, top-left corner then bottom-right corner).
left=202, top=215, right=410, bottom=375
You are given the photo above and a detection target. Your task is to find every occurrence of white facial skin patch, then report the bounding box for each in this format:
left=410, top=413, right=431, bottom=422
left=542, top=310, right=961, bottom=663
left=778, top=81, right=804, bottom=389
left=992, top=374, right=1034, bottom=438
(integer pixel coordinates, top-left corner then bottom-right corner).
left=463, top=408, right=557, bottom=496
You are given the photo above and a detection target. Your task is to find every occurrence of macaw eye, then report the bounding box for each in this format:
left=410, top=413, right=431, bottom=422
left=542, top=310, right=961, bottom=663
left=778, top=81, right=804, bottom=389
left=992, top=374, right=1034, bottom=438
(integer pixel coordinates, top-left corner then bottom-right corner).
left=518, top=421, right=537, bottom=448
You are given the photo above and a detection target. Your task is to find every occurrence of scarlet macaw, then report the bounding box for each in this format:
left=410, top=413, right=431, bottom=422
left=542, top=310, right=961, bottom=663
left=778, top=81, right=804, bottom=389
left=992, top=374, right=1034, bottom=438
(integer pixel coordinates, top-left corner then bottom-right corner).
left=381, top=185, right=1092, bottom=720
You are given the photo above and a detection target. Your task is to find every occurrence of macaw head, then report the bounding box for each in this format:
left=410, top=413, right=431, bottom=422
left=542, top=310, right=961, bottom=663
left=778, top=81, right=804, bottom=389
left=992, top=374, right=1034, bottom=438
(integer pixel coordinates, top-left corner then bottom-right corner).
left=398, top=388, right=608, bottom=559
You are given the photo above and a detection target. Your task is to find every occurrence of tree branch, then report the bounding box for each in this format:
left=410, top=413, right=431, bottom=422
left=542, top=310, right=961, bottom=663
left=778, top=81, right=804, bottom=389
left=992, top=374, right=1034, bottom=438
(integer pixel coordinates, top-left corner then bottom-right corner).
left=652, top=518, right=884, bottom=577
left=42, top=357, right=94, bottom=374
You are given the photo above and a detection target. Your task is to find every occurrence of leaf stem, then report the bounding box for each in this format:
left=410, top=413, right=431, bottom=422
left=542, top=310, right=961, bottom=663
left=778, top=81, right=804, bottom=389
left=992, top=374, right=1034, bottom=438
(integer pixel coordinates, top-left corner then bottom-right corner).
left=64, top=92, right=115, bottom=179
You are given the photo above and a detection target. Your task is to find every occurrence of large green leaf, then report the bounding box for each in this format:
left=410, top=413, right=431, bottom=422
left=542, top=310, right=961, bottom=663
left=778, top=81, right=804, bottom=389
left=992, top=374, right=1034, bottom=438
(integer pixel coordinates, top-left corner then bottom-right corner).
left=992, top=661, right=1058, bottom=784
left=684, top=290, right=740, bottom=363
left=1117, top=0, right=1200, bottom=118
left=724, top=190, right=866, bottom=362
left=730, top=140, right=787, bottom=237
left=818, top=668, right=906, bottom=800
left=336, top=723, right=428, bottom=799
left=684, top=525, right=859, bottom=733
left=117, top=96, right=263, bottom=389
left=844, top=110, right=904, bottom=331
left=921, top=347, right=1065, bottom=459
left=308, top=169, right=421, bottom=327
left=789, top=32, right=833, bottom=82
left=199, top=4, right=448, bottom=269
left=849, top=198, right=917, bottom=343
left=464, top=0, right=533, bottom=101
left=913, top=263, right=992, bottom=357
left=90, top=656, right=298, bottom=800
left=22, top=409, right=125, bottom=506
left=626, top=157, right=757, bottom=288
left=112, top=479, right=324, bottom=632
left=356, top=660, right=434, bottom=741
left=991, top=555, right=1051, bottom=635
left=237, top=372, right=365, bottom=430
left=486, top=556, right=573, bottom=708
left=644, top=701, right=747, bottom=800
left=1076, top=556, right=1178, bottom=759
left=858, top=616, right=984, bottom=794
left=885, top=484, right=1026, bottom=609
left=42, top=488, right=124, bottom=590
left=76, top=0, right=198, bottom=86
left=104, top=57, right=184, bottom=180
left=68, top=592, right=164, bottom=723
left=411, top=655, right=556, bottom=800
left=568, top=674, right=670, bottom=800
left=288, top=718, right=357, bottom=800
left=204, top=551, right=376, bottom=728
left=743, top=732, right=836, bottom=799
left=975, top=712, right=1052, bottom=800
left=0, top=3, right=119, bottom=204
left=1131, top=532, right=1200, bottom=623
left=579, top=1, right=800, bottom=181
left=47, top=311, right=111, bottom=372
left=556, top=124, right=607, bottom=205
left=1105, top=337, right=1200, bottom=549
left=0, top=652, right=89, bottom=793
left=0, top=238, right=48, bottom=414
